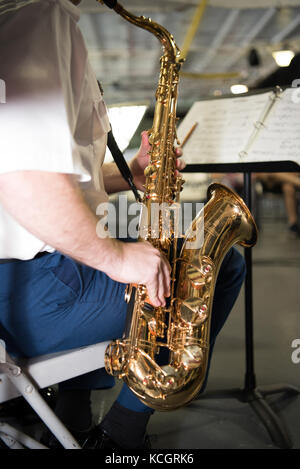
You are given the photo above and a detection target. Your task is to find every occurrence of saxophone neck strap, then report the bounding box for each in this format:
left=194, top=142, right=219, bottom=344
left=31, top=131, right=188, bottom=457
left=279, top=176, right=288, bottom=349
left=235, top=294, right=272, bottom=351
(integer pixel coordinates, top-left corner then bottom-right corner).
left=107, top=129, right=142, bottom=203
left=97, top=80, right=141, bottom=203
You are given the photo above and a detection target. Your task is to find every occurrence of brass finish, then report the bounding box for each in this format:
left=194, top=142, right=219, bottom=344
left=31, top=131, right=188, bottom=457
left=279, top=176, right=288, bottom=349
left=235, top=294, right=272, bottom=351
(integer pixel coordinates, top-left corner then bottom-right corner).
left=99, top=1, right=258, bottom=411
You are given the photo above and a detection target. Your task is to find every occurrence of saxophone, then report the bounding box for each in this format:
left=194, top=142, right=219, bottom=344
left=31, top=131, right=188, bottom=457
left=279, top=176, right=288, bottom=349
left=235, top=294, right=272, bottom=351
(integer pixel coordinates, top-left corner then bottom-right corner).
left=99, top=0, right=258, bottom=410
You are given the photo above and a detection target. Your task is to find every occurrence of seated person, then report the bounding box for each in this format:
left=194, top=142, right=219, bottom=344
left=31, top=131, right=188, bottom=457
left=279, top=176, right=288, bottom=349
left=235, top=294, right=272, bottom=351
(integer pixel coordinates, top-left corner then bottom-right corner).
left=257, top=173, right=300, bottom=237
left=0, top=0, right=247, bottom=450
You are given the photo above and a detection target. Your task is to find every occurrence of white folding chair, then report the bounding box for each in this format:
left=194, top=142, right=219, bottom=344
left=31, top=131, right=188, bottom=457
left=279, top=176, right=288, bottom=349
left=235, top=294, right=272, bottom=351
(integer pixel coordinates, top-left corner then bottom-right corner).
left=0, top=341, right=109, bottom=449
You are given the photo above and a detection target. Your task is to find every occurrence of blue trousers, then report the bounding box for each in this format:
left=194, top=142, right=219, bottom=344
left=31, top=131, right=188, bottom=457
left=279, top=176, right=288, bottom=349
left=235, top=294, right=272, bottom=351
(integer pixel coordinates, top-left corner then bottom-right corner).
left=0, top=246, right=245, bottom=413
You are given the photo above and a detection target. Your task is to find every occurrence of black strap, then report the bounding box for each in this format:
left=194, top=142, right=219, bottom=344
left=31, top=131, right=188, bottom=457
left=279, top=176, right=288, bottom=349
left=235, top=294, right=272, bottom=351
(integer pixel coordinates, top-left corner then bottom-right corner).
left=107, top=129, right=142, bottom=203
left=97, top=80, right=141, bottom=202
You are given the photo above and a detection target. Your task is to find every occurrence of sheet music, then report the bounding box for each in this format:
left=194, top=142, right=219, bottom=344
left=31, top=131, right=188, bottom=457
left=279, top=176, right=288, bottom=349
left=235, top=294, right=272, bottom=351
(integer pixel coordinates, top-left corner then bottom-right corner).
left=177, top=88, right=300, bottom=165
left=250, top=88, right=300, bottom=164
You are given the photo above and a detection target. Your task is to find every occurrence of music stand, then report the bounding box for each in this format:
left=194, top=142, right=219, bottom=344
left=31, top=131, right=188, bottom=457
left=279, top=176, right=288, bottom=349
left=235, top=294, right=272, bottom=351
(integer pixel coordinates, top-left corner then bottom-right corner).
left=183, top=160, right=300, bottom=449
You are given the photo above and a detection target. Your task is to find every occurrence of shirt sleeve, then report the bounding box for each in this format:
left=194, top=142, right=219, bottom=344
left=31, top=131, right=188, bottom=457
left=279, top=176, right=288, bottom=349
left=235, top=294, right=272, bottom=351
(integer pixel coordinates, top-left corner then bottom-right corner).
left=0, top=0, right=91, bottom=180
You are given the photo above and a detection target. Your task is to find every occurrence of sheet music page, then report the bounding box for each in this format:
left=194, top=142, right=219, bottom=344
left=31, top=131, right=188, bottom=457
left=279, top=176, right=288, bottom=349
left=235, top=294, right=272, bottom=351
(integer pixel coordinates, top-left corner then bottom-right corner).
left=177, top=89, right=300, bottom=165
left=249, top=88, right=300, bottom=164
left=177, top=92, right=271, bottom=164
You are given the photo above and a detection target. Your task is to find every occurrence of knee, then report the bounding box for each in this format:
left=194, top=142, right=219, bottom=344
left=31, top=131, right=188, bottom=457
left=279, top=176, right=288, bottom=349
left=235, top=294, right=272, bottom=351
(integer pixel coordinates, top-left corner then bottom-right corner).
left=211, top=248, right=245, bottom=336
left=230, top=247, right=246, bottom=283
left=282, top=182, right=295, bottom=196
left=217, top=247, right=246, bottom=293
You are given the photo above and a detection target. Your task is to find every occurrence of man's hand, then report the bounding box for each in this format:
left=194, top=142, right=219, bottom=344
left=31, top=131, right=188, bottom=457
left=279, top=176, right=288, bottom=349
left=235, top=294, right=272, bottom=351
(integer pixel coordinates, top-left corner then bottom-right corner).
left=106, top=239, right=171, bottom=307
left=129, top=131, right=186, bottom=191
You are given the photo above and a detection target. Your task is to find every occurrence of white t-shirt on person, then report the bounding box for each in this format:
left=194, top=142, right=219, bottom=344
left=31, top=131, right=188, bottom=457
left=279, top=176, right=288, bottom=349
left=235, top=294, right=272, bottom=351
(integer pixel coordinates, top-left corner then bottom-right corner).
left=0, top=0, right=111, bottom=259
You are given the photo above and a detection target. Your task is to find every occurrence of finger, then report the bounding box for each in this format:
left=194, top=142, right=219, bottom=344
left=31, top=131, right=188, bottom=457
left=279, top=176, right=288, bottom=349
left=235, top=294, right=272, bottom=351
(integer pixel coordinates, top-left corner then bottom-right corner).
left=141, top=130, right=151, bottom=151
left=157, top=271, right=166, bottom=306
left=175, top=147, right=183, bottom=157
left=159, top=252, right=172, bottom=274
left=158, top=254, right=171, bottom=298
left=161, top=262, right=171, bottom=298
left=175, top=170, right=183, bottom=177
left=146, top=279, right=161, bottom=308
left=176, top=159, right=186, bottom=170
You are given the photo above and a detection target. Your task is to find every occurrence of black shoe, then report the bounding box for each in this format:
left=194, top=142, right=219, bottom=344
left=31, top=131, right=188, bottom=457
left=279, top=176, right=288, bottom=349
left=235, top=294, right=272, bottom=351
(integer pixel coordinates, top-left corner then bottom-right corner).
left=40, top=427, right=91, bottom=449
left=41, top=426, right=151, bottom=450
left=82, top=427, right=151, bottom=450
left=288, top=223, right=300, bottom=238
left=0, top=387, right=57, bottom=426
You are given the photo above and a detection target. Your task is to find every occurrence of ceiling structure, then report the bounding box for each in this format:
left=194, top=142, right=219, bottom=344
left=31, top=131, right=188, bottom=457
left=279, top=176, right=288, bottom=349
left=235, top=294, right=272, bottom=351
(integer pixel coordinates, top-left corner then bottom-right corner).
left=78, top=0, right=300, bottom=112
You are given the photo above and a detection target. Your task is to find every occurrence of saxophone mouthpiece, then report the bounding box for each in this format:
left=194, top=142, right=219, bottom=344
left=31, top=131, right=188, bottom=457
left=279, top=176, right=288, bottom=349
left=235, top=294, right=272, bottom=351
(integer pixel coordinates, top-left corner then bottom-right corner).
left=98, top=0, right=118, bottom=9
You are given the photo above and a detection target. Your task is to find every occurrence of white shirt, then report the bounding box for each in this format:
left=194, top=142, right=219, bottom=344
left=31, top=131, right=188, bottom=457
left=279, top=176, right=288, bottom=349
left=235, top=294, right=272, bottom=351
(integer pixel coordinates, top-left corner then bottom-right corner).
left=0, top=0, right=111, bottom=259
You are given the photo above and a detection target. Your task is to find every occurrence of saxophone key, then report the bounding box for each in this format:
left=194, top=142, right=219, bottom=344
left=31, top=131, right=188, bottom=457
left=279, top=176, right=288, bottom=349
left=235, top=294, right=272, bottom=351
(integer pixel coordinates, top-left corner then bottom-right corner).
left=180, top=345, right=204, bottom=370
left=124, top=284, right=133, bottom=303
left=144, top=165, right=157, bottom=178
left=177, top=297, right=209, bottom=326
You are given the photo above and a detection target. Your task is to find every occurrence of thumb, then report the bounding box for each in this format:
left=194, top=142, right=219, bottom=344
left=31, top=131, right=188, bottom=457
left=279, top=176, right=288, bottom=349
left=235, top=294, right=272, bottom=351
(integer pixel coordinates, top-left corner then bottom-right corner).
left=140, top=130, right=151, bottom=151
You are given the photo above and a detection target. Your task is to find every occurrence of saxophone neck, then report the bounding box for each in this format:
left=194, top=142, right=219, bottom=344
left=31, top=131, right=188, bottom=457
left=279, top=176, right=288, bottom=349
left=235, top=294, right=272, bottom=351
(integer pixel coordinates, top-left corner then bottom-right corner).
left=98, top=0, right=182, bottom=67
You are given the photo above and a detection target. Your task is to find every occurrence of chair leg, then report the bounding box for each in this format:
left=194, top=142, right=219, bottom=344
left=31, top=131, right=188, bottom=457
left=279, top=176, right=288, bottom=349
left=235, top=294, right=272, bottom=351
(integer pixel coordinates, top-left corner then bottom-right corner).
left=0, top=422, right=47, bottom=449
left=1, top=358, right=80, bottom=449
left=0, top=430, right=24, bottom=449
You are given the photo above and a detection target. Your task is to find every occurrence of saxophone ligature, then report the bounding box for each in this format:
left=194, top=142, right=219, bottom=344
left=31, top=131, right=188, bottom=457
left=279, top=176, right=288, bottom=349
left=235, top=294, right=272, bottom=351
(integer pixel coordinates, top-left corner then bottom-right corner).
left=98, top=0, right=258, bottom=410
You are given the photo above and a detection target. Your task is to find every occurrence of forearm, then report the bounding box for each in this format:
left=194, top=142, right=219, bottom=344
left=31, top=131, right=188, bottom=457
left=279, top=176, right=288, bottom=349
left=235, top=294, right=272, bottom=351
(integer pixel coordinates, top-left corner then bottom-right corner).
left=258, top=172, right=300, bottom=188
left=102, top=162, right=132, bottom=194
left=0, top=171, right=121, bottom=273
left=272, top=173, right=300, bottom=188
